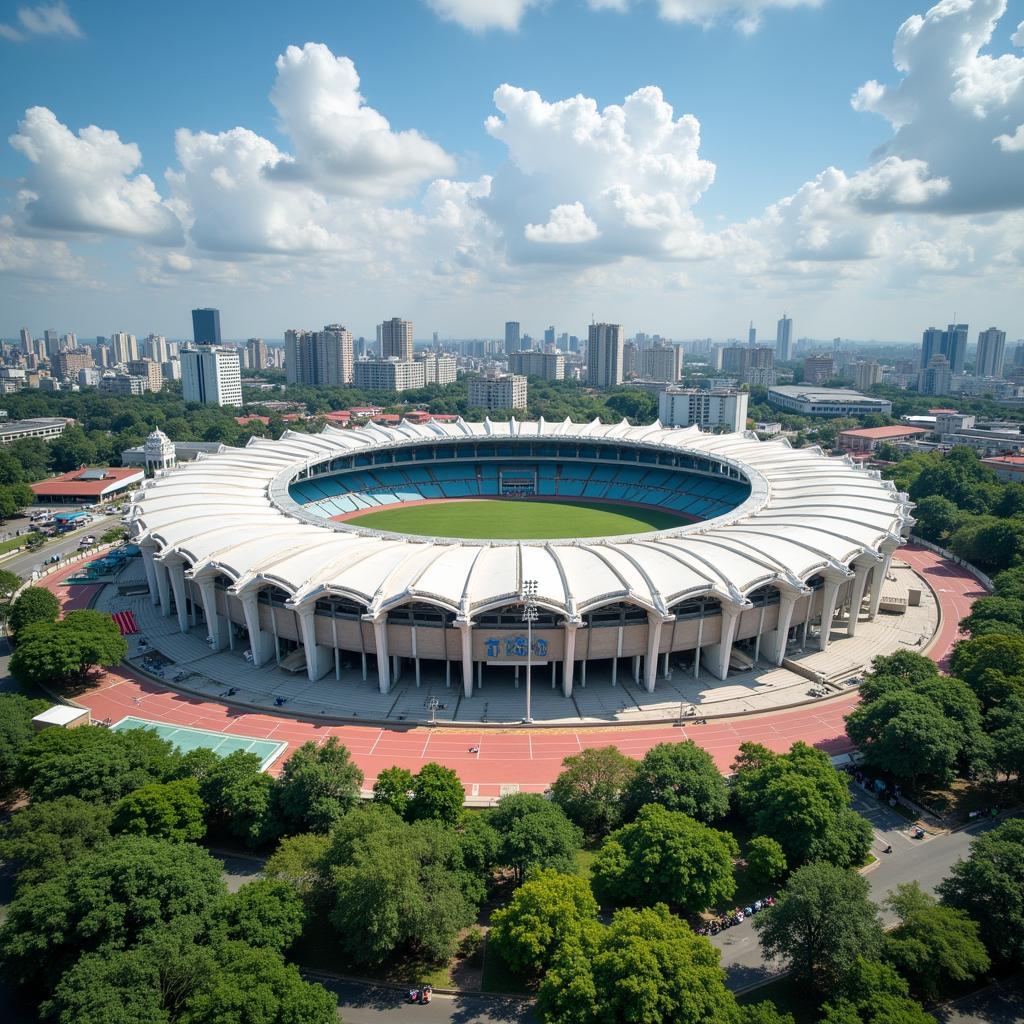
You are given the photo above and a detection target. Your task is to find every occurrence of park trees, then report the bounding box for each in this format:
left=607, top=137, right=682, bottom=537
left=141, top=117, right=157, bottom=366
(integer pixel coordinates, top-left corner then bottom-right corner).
left=10, top=609, right=127, bottom=692
left=208, top=880, right=306, bottom=953
left=622, top=740, right=729, bottom=823
left=488, top=793, right=583, bottom=882
left=407, top=761, right=464, bottom=825
left=190, top=749, right=277, bottom=848
left=273, top=737, right=363, bottom=834
left=745, top=836, right=788, bottom=886
left=753, top=863, right=883, bottom=990
left=549, top=745, right=637, bottom=837
left=911, top=494, right=965, bottom=544
left=0, top=692, right=49, bottom=800
left=591, top=804, right=738, bottom=914
left=949, top=633, right=1024, bottom=710
left=372, top=765, right=415, bottom=817
left=111, top=777, right=207, bottom=842
left=489, top=869, right=599, bottom=977
left=7, top=584, right=59, bottom=636
left=819, top=957, right=934, bottom=1024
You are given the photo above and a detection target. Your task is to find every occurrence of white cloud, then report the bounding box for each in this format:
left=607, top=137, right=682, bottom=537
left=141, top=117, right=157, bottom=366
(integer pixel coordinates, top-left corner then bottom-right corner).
left=0, top=215, right=87, bottom=281
left=996, top=123, right=1024, bottom=151
left=525, top=202, right=600, bottom=243
left=1013, top=19, right=1023, bottom=46
left=655, top=0, right=823, bottom=33
left=0, top=2, right=80, bottom=42
left=423, top=0, right=543, bottom=32
left=8, top=106, right=182, bottom=243
left=266, top=43, right=455, bottom=197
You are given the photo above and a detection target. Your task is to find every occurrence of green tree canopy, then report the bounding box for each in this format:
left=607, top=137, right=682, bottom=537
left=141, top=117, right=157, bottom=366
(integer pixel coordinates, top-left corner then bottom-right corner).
left=948, top=633, right=1024, bottom=710
left=753, top=863, right=883, bottom=990
left=263, top=833, right=331, bottom=911
left=622, top=740, right=730, bottom=823
left=911, top=494, right=966, bottom=543
left=11, top=610, right=128, bottom=691
left=549, top=745, right=638, bottom=837
left=208, top=879, right=306, bottom=954
left=189, top=749, right=277, bottom=848
left=819, top=957, right=934, bottom=1024
left=7, top=585, right=59, bottom=636
left=407, top=761, right=464, bottom=825
left=591, top=804, right=738, bottom=913
left=272, top=737, right=364, bottom=834
left=745, top=836, right=788, bottom=886
left=112, top=777, right=207, bottom=842
left=487, top=793, right=583, bottom=882
left=986, top=695, right=1024, bottom=781
left=371, top=765, right=415, bottom=817
left=490, top=869, right=599, bottom=977
left=0, top=692, right=49, bottom=800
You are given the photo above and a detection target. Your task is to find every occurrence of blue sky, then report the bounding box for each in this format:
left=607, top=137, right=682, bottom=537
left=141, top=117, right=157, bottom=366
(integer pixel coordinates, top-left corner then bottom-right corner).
left=1, top=0, right=1023, bottom=342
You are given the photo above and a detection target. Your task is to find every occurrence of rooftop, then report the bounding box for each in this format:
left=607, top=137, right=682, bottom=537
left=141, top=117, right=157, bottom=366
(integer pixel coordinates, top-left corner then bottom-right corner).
left=32, top=466, right=144, bottom=498
left=838, top=426, right=930, bottom=439
left=769, top=385, right=888, bottom=403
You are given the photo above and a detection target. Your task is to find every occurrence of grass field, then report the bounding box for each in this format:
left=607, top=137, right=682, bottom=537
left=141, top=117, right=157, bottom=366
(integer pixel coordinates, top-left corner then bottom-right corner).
left=343, top=499, right=689, bottom=539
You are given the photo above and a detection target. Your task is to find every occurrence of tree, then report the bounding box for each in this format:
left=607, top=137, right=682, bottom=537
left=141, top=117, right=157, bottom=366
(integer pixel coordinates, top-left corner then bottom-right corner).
left=938, top=818, right=1024, bottom=964
left=538, top=904, right=740, bottom=1024
left=949, top=633, right=1024, bottom=710
left=209, top=879, right=306, bottom=953
left=883, top=882, right=989, bottom=1001
left=741, top=1004, right=796, bottom=1024
left=845, top=692, right=961, bottom=789
left=408, top=761, right=464, bottom=825
left=0, top=568, right=22, bottom=602
left=912, top=494, right=965, bottom=543
left=950, top=516, right=1024, bottom=573
left=263, top=832, right=331, bottom=910
left=549, top=745, right=637, bottom=837
left=864, top=651, right=941, bottom=687
left=0, top=692, right=49, bottom=800
left=7, top=585, right=59, bottom=636
left=112, top=777, right=207, bottom=842
left=18, top=723, right=178, bottom=803
left=0, top=835, right=226, bottom=988
left=753, top=863, right=883, bottom=990
left=11, top=610, right=128, bottom=691
left=192, top=750, right=277, bottom=848
left=0, top=796, right=112, bottom=887
left=962, top=595, right=1024, bottom=636
left=591, top=804, right=737, bottom=913
left=745, top=836, right=787, bottom=886
left=622, top=740, right=729, bottom=823
left=372, top=765, right=414, bottom=817
left=987, top=696, right=1024, bottom=781
left=819, top=957, right=934, bottom=1024
left=273, top=737, right=363, bottom=834
left=488, top=793, right=583, bottom=882
left=489, top=869, right=599, bottom=977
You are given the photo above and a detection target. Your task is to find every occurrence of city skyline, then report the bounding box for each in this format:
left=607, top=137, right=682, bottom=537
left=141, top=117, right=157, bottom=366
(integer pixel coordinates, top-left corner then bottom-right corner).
left=1, top=1, right=1022, bottom=340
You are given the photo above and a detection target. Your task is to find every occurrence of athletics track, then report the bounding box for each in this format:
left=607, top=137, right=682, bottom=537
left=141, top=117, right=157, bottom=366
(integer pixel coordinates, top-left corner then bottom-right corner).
left=42, top=545, right=985, bottom=797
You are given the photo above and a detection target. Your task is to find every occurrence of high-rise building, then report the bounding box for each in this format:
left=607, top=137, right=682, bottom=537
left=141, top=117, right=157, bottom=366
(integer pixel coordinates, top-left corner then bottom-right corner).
left=803, top=354, right=835, bottom=385
left=110, top=331, right=139, bottom=364
left=416, top=354, right=457, bottom=385
left=44, top=329, right=59, bottom=357
left=127, top=359, right=164, bottom=393
left=53, top=349, right=94, bottom=381
left=659, top=387, right=748, bottom=432
left=776, top=314, right=793, bottom=362
left=976, top=327, right=1006, bottom=378
left=354, top=358, right=426, bottom=391
left=468, top=373, right=527, bottom=411
left=246, top=338, right=268, bottom=371
left=509, top=351, right=565, bottom=381
left=181, top=346, right=242, bottom=406
left=192, top=308, right=222, bottom=346
left=286, top=326, right=354, bottom=387
left=853, top=361, right=882, bottom=391
left=504, top=321, right=521, bottom=355
left=544, top=326, right=556, bottom=348
left=921, top=324, right=967, bottom=374
left=19, top=328, right=31, bottom=355
left=919, top=354, right=952, bottom=396
left=379, top=318, right=413, bottom=361
left=748, top=323, right=757, bottom=347
left=145, top=334, right=170, bottom=364
left=587, top=323, right=624, bottom=388
left=636, top=344, right=683, bottom=383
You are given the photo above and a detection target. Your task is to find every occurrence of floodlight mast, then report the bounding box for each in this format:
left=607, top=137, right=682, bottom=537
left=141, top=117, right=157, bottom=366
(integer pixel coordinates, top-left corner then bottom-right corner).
left=521, top=579, right=538, bottom=724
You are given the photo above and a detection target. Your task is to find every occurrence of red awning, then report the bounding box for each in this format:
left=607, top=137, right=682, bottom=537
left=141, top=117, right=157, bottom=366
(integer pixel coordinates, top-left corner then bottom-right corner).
left=111, top=610, right=139, bottom=636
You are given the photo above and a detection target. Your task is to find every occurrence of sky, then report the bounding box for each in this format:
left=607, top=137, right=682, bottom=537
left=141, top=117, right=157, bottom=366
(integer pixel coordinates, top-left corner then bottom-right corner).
left=0, top=0, right=1022, bottom=343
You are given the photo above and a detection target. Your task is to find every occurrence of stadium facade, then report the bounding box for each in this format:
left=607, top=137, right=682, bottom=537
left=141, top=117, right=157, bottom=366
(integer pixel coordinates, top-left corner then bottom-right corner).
left=128, top=420, right=912, bottom=698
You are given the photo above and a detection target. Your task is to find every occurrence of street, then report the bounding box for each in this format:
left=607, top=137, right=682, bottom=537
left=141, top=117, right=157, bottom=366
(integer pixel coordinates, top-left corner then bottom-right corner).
left=0, top=509, right=118, bottom=582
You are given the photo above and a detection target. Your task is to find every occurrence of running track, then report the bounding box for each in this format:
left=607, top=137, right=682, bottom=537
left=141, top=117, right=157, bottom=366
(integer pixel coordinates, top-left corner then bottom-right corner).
left=43, top=545, right=986, bottom=797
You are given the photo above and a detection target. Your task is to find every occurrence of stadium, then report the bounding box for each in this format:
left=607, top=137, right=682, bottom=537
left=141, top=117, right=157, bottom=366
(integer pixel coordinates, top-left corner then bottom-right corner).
left=126, top=419, right=913, bottom=711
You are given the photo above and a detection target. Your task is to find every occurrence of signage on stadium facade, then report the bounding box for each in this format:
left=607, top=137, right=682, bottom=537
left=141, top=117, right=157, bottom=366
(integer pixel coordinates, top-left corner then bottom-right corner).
left=484, top=636, right=549, bottom=659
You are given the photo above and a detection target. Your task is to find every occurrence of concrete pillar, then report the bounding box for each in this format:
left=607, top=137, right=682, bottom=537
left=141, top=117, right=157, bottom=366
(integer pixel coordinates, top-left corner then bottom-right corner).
left=457, top=619, right=473, bottom=699
left=631, top=655, right=641, bottom=685
left=563, top=621, right=577, bottom=698
left=141, top=545, right=159, bottom=604
left=198, top=578, right=227, bottom=651
left=761, top=589, right=800, bottom=667
left=846, top=561, right=874, bottom=637
left=818, top=574, right=845, bottom=652
left=644, top=613, right=666, bottom=694
left=867, top=545, right=898, bottom=620
left=167, top=561, right=189, bottom=633
left=296, top=605, right=331, bottom=682
left=703, top=603, right=742, bottom=681
left=372, top=617, right=391, bottom=694
left=154, top=559, right=171, bottom=617
left=240, top=592, right=273, bottom=667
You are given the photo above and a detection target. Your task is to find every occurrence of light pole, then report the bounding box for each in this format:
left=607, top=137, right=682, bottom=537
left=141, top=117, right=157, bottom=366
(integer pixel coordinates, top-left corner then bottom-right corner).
left=521, top=578, right=538, bottom=724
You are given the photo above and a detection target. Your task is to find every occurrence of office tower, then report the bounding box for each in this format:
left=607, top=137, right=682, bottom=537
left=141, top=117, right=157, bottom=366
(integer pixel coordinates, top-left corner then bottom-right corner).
left=776, top=314, right=793, bottom=362
left=803, top=354, right=835, bottom=384
left=19, top=328, right=31, bottom=354
left=145, top=334, right=170, bottom=364
left=944, top=323, right=968, bottom=374
left=110, top=331, right=139, bottom=364
left=622, top=342, right=637, bottom=378
left=921, top=327, right=944, bottom=369
left=162, top=359, right=182, bottom=381
left=544, top=326, right=555, bottom=348
left=468, top=373, right=528, bottom=411
left=192, top=308, right=222, bottom=346
left=62, top=333, right=76, bottom=350
left=919, top=354, right=952, bottom=396
left=659, top=387, right=748, bottom=432
left=44, top=329, right=58, bottom=357
left=748, top=322, right=756, bottom=347
left=587, top=323, right=624, bottom=388
left=180, top=346, right=242, bottom=406
left=504, top=321, right=521, bottom=355
left=558, top=332, right=569, bottom=351
left=976, top=327, right=1006, bottom=378
left=246, top=337, right=268, bottom=371
left=509, top=351, right=565, bottom=381
left=379, top=317, right=413, bottom=361
left=96, top=343, right=112, bottom=368
left=853, top=361, right=882, bottom=390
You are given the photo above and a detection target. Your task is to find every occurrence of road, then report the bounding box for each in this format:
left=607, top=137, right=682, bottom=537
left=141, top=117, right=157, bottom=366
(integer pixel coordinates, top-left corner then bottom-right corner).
left=0, top=510, right=118, bottom=581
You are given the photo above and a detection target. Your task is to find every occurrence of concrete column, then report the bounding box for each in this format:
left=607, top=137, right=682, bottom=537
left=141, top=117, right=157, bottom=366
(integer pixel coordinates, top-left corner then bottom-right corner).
left=154, top=559, right=171, bottom=617
left=198, top=578, right=227, bottom=651
left=761, top=589, right=800, bottom=667
left=846, top=561, right=874, bottom=637
left=644, top=613, right=666, bottom=694
left=296, top=605, right=331, bottom=682
left=240, top=592, right=272, bottom=667
left=867, top=544, right=898, bottom=620
left=457, top=619, right=473, bottom=699
left=563, top=621, right=578, bottom=698
left=167, top=561, right=189, bottom=633
left=372, top=617, right=391, bottom=695
left=141, top=545, right=159, bottom=604
left=703, top=603, right=742, bottom=681
left=818, top=574, right=845, bottom=652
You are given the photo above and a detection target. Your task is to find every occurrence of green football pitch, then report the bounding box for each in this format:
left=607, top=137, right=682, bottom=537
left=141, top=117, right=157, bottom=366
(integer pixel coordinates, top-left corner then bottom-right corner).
left=343, top=499, right=690, bottom=539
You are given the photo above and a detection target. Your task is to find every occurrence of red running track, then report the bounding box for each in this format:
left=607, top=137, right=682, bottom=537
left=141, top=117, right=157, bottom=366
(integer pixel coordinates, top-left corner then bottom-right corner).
left=39, top=545, right=986, bottom=798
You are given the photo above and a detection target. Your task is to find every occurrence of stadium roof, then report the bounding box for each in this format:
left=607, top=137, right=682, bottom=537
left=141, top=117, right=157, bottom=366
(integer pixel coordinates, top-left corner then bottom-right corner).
left=129, top=419, right=912, bottom=619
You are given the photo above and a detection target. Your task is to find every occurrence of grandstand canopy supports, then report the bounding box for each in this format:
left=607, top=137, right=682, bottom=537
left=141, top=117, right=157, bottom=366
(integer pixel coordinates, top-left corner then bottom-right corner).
left=196, top=576, right=228, bottom=652
left=563, top=619, right=579, bottom=698
left=867, top=538, right=902, bottom=621
left=239, top=590, right=273, bottom=667
left=457, top=618, right=473, bottom=699
left=371, top=615, right=391, bottom=694
left=760, top=584, right=805, bottom=666
left=846, top=556, right=879, bottom=637
left=702, top=602, right=743, bottom=681
left=295, top=604, right=332, bottom=682
left=818, top=569, right=852, bottom=652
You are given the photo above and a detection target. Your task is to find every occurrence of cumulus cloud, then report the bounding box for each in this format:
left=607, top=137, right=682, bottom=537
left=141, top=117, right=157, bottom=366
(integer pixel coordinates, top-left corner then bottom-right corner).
left=0, top=2, right=80, bottom=43
left=266, top=43, right=455, bottom=197
left=0, top=215, right=87, bottom=281
left=481, top=84, right=716, bottom=263
left=423, top=0, right=543, bottom=32
left=849, top=0, right=1024, bottom=214
left=8, top=106, right=182, bottom=243
left=652, top=0, right=823, bottom=34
